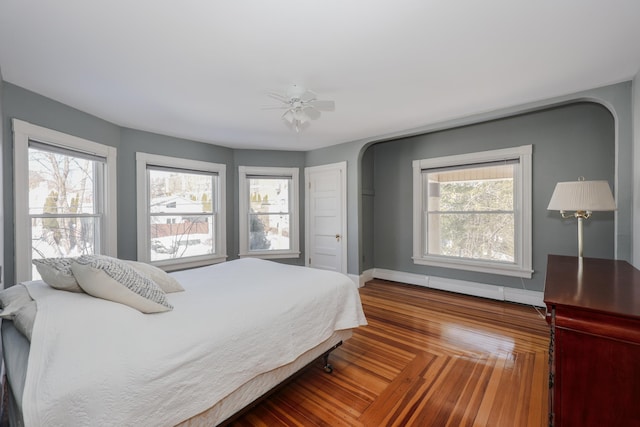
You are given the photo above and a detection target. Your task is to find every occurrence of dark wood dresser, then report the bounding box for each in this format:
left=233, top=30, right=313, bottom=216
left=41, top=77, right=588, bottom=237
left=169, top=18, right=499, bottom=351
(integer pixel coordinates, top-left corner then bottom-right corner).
left=544, top=254, right=640, bottom=427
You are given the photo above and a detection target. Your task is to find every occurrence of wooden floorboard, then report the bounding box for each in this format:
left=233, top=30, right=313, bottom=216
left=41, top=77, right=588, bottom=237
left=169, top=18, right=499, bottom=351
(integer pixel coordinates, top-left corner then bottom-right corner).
left=230, top=279, right=549, bottom=427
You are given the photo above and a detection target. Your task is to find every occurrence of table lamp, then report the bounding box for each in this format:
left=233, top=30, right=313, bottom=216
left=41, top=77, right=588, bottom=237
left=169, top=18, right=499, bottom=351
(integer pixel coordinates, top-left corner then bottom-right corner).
left=547, top=177, right=616, bottom=257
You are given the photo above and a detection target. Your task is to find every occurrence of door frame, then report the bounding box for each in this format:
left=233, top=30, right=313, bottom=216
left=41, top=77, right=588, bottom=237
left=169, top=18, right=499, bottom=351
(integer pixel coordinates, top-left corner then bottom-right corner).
left=304, top=161, right=348, bottom=274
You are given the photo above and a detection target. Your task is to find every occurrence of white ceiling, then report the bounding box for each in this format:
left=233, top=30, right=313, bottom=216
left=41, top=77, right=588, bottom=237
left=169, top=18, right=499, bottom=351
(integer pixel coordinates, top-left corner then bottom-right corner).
left=1, top=1, right=639, bottom=151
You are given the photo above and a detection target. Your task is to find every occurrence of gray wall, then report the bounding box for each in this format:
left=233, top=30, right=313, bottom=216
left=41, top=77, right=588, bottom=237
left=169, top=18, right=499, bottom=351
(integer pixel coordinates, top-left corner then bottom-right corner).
left=368, top=103, right=615, bottom=292
left=1, top=80, right=636, bottom=286
left=0, top=83, right=303, bottom=285
left=634, top=71, right=640, bottom=268
left=232, top=150, right=306, bottom=265
left=305, top=82, right=633, bottom=280
left=0, top=73, right=4, bottom=287
left=360, top=146, right=375, bottom=271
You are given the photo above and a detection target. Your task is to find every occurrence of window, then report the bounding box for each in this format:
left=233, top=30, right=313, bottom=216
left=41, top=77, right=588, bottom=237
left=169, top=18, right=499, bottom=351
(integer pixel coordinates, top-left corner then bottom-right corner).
left=13, top=119, right=117, bottom=282
left=136, top=153, right=226, bottom=270
left=238, top=166, right=300, bottom=259
left=412, top=145, right=532, bottom=277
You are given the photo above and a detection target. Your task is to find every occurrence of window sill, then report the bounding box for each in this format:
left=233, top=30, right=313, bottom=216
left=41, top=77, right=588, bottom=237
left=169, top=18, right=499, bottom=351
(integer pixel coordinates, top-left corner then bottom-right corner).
left=153, top=254, right=228, bottom=272
left=239, top=251, right=301, bottom=260
left=412, top=256, right=533, bottom=278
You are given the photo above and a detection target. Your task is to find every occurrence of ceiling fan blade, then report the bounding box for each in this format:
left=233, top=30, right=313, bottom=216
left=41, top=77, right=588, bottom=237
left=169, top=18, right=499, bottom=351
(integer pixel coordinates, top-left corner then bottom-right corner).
left=300, top=90, right=317, bottom=103
left=262, top=105, right=289, bottom=110
left=303, top=106, right=321, bottom=120
left=267, top=92, right=289, bottom=103
left=307, top=99, right=335, bottom=111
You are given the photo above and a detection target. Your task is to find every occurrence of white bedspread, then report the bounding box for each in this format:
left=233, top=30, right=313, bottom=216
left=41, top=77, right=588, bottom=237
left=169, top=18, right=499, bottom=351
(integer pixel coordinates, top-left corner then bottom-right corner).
left=21, top=258, right=367, bottom=426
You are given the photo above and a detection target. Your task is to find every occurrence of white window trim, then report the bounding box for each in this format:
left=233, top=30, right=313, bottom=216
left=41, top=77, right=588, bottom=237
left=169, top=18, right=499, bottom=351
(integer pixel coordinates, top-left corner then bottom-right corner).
left=136, top=152, right=227, bottom=270
left=238, top=166, right=300, bottom=259
left=13, top=119, right=118, bottom=282
left=412, top=145, right=533, bottom=278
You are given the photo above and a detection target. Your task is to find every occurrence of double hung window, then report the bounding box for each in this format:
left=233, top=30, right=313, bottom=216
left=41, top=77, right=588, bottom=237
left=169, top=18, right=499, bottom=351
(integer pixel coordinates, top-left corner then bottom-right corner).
left=238, top=166, right=300, bottom=259
left=13, top=119, right=117, bottom=281
left=412, top=145, right=532, bottom=277
left=136, top=153, right=226, bottom=269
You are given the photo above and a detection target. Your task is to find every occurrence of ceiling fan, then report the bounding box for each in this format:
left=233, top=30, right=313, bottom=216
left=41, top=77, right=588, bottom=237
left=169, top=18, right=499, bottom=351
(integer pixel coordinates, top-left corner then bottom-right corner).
left=265, top=85, right=335, bottom=132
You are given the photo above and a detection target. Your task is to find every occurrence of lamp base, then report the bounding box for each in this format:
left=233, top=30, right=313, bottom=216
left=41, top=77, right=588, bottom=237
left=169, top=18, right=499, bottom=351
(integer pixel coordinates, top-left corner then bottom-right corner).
left=577, top=216, right=583, bottom=258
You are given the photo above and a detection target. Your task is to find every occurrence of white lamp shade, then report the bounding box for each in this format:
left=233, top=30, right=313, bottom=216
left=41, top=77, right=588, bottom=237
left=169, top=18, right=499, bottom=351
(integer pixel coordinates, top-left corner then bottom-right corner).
left=547, top=180, right=616, bottom=212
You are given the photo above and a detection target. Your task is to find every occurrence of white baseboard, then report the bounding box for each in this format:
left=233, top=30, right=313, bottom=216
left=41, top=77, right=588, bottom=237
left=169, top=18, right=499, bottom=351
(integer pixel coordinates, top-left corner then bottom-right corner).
left=373, top=268, right=426, bottom=287
left=356, top=269, right=374, bottom=288
left=364, top=268, right=544, bottom=307
left=348, top=273, right=363, bottom=288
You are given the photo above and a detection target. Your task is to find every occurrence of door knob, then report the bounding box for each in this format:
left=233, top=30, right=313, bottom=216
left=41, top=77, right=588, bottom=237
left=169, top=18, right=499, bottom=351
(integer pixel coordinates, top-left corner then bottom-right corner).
left=335, top=234, right=341, bottom=242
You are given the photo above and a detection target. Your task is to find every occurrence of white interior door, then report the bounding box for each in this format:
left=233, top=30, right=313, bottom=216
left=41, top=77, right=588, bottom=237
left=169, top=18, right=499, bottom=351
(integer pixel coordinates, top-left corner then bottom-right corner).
left=305, top=162, right=347, bottom=273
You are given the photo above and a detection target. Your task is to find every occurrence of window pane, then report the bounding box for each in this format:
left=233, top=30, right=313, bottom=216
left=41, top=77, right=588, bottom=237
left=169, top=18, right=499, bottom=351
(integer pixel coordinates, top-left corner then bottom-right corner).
left=425, top=163, right=516, bottom=263
left=150, top=214, right=214, bottom=261
left=29, top=143, right=103, bottom=281
left=148, top=167, right=217, bottom=262
left=249, top=178, right=290, bottom=214
left=427, top=213, right=514, bottom=261
left=249, top=213, right=290, bottom=251
left=247, top=177, right=291, bottom=253
left=149, top=170, right=214, bottom=213
left=28, top=147, right=99, bottom=215
left=427, top=164, right=514, bottom=212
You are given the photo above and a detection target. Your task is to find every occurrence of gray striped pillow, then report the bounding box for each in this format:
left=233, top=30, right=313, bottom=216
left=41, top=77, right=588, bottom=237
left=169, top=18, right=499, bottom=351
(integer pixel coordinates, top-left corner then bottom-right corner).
left=71, top=255, right=173, bottom=313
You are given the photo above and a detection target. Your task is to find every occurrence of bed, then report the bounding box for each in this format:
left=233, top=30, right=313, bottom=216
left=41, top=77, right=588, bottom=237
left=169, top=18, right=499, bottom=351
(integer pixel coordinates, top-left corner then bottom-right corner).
left=1, top=257, right=367, bottom=426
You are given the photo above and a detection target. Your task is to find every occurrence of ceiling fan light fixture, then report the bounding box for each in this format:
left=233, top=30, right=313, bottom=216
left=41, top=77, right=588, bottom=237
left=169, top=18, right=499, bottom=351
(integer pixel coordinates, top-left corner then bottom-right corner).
left=266, top=85, right=335, bottom=132
left=294, top=109, right=308, bottom=123
left=282, top=110, right=295, bottom=124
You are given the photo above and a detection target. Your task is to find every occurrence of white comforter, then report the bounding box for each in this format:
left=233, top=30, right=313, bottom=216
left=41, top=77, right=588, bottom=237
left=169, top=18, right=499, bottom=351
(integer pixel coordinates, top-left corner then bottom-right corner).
left=22, top=258, right=367, bottom=426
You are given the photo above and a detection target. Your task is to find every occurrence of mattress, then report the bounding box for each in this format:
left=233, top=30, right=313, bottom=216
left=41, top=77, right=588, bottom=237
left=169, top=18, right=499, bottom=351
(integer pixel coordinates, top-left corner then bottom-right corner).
left=3, top=324, right=351, bottom=427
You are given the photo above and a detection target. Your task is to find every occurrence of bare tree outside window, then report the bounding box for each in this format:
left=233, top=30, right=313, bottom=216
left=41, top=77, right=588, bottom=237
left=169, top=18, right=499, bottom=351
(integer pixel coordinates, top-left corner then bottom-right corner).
left=29, top=147, right=101, bottom=268
left=426, top=163, right=515, bottom=262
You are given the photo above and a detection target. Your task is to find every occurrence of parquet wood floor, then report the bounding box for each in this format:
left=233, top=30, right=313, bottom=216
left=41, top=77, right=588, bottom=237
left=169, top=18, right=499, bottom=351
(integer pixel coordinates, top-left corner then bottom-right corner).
left=230, top=279, right=550, bottom=426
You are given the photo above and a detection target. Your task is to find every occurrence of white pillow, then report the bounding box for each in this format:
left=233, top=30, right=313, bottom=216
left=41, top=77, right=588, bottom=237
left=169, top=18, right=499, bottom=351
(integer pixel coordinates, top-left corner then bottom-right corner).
left=14, top=300, right=37, bottom=341
left=71, top=255, right=173, bottom=314
left=32, top=258, right=83, bottom=293
left=0, top=284, right=33, bottom=319
left=124, top=260, right=184, bottom=293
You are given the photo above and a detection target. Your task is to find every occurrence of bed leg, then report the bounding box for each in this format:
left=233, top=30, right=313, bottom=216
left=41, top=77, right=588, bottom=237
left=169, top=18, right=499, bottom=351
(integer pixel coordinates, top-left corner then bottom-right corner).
left=323, top=354, right=333, bottom=373
left=321, top=340, right=343, bottom=374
